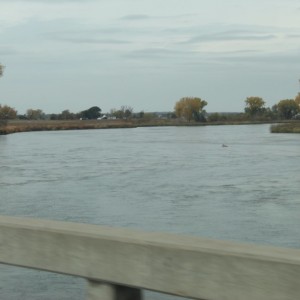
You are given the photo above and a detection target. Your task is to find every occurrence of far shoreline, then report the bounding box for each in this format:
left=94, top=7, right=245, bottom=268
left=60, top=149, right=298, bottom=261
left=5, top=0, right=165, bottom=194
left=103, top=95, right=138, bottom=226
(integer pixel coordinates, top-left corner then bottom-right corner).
left=1, top=119, right=299, bottom=135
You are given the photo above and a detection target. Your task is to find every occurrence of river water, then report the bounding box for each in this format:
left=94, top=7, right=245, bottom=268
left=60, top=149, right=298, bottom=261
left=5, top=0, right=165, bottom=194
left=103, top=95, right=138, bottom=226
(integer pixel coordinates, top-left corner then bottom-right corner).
left=0, top=124, right=300, bottom=299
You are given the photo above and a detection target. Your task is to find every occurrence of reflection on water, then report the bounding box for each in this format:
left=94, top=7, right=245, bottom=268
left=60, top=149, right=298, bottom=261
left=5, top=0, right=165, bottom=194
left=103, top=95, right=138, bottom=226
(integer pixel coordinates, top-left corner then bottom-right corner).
left=0, top=125, right=300, bottom=299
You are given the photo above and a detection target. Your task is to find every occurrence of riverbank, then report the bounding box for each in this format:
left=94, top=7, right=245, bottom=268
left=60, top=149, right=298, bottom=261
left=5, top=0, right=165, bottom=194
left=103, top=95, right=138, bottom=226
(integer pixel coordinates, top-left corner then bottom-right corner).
left=270, top=122, right=300, bottom=133
left=0, top=119, right=137, bottom=134
left=1, top=119, right=185, bottom=134
left=0, top=119, right=295, bottom=135
left=1, top=119, right=191, bottom=134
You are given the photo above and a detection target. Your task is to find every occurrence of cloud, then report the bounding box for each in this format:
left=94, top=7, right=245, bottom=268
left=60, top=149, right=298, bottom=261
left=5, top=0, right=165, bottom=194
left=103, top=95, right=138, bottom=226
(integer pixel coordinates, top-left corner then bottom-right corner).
left=120, top=14, right=150, bottom=21
left=44, top=26, right=128, bottom=40
left=125, top=48, right=188, bottom=59
left=286, top=34, right=300, bottom=38
left=120, top=13, right=197, bottom=21
left=55, top=37, right=131, bottom=45
left=182, top=30, right=277, bottom=44
left=45, top=26, right=133, bottom=45
left=214, top=51, right=300, bottom=65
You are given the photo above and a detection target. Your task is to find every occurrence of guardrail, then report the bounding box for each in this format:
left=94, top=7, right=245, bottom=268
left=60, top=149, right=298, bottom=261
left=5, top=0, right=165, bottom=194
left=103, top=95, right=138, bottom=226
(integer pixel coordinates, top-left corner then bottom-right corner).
left=1, top=215, right=300, bottom=300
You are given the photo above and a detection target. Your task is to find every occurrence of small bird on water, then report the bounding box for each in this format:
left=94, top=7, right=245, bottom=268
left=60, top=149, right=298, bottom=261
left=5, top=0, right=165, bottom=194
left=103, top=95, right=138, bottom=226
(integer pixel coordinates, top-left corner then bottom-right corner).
left=222, top=144, right=228, bottom=147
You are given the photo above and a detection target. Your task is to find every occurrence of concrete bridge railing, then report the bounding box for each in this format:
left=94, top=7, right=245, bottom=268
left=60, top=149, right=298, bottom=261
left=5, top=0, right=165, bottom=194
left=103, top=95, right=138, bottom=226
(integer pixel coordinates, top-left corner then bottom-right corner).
left=1, top=216, right=300, bottom=300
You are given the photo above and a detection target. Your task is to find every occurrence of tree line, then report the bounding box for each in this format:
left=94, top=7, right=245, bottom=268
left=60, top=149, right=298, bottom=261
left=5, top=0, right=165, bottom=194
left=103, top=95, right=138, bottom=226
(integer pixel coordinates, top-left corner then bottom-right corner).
left=243, top=96, right=300, bottom=120
left=0, top=64, right=4, bottom=77
left=0, top=105, right=140, bottom=121
left=1, top=62, right=300, bottom=122
left=173, top=95, right=300, bottom=122
left=1, top=95, right=299, bottom=122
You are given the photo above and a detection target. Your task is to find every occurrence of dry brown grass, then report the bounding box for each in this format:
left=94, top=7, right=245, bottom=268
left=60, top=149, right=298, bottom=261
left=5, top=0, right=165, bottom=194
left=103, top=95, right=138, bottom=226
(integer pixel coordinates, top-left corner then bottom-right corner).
left=1, top=119, right=137, bottom=134
left=2, top=119, right=193, bottom=134
left=270, top=122, right=300, bottom=133
left=1, top=118, right=289, bottom=135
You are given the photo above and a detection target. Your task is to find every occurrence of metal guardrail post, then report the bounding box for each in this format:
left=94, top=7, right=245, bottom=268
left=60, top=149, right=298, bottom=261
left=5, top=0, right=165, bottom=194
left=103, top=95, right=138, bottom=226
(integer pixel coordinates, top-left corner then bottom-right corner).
left=86, top=281, right=143, bottom=300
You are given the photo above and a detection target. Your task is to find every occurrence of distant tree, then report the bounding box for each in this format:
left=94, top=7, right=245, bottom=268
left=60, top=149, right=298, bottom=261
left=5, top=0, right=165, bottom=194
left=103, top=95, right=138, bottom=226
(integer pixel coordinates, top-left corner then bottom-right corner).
left=170, top=112, right=177, bottom=119
left=262, top=107, right=278, bottom=120
left=208, top=113, right=228, bottom=122
left=295, top=93, right=300, bottom=107
left=0, top=104, right=17, bottom=119
left=244, top=97, right=265, bottom=116
left=174, top=97, right=207, bottom=121
left=142, top=112, right=156, bottom=120
left=111, top=109, right=123, bottom=119
left=123, top=106, right=133, bottom=119
left=277, top=99, right=300, bottom=119
left=110, top=106, right=133, bottom=119
left=17, top=114, right=28, bottom=120
left=0, top=63, right=4, bottom=77
left=50, top=113, right=59, bottom=120
left=272, top=104, right=278, bottom=112
left=80, top=106, right=101, bottom=119
left=59, top=109, right=76, bottom=120
left=138, top=111, right=145, bottom=119
left=26, top=109, right=45, bottom=120
left=0, top=65, right=7, bottom=128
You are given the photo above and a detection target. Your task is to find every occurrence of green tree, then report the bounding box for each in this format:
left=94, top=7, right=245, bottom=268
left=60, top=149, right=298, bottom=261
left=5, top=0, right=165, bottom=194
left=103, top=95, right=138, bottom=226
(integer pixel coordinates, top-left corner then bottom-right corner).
left=80, top=106, right=101, bottom=119
left=0, top=104, right=17, bottom=119
left=174, top=97, right=207, bottom=121
left=138, top=111, right=145, bottom=119
left=277, top=99, right=300, bottom=119
left=59, top=109, right=76, bottom=120
left=244, top=97, right=265, bottom=116
left=50, top=114, right=58, bottom=120
left=208, top=113, right=228, bottom=122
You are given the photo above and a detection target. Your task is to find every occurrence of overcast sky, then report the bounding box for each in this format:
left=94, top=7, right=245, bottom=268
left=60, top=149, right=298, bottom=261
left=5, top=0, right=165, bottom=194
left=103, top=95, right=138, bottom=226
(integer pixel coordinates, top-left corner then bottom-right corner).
left=0, top=0, right=300, bottom=114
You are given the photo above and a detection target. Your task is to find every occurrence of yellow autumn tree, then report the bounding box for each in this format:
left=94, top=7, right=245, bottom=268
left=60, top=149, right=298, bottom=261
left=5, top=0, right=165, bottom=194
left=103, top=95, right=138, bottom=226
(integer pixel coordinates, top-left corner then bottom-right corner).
left=277, top=99, right=300, bottom=119
left=244, top=97, right=265, bottom=116
left=174, top=97, right=207, bottom=121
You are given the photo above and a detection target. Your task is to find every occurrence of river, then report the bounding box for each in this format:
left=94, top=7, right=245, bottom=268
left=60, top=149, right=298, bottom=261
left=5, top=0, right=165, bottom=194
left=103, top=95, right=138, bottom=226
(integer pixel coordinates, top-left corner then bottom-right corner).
left=0, top=124, right=299, bottom=299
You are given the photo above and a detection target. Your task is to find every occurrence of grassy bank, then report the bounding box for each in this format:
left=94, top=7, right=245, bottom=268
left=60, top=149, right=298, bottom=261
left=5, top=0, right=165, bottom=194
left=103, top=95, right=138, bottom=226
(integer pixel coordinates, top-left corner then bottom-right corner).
left=1, top=119, right=192, bottom=134
left=270, top=122, right=300, bottom=133
left=0, top=119, right=291, bottom=135
left=0, top=119, right=140, bottom=134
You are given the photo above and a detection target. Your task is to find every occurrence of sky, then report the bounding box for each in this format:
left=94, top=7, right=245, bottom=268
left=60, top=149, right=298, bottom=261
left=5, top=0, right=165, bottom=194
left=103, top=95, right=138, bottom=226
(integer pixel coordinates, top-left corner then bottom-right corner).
left=0, top=0, right=300, bottom=114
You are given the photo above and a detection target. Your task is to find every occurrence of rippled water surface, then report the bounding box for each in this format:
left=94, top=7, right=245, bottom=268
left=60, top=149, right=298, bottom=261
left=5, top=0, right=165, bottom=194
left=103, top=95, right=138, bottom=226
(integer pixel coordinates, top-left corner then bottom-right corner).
left=0, top=125, right=299, bottom=299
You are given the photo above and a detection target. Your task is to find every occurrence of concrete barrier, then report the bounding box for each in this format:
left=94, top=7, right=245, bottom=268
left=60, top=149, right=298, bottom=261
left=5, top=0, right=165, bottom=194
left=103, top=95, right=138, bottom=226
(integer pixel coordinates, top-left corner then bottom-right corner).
left=1, top=215, right=300, bottom=300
